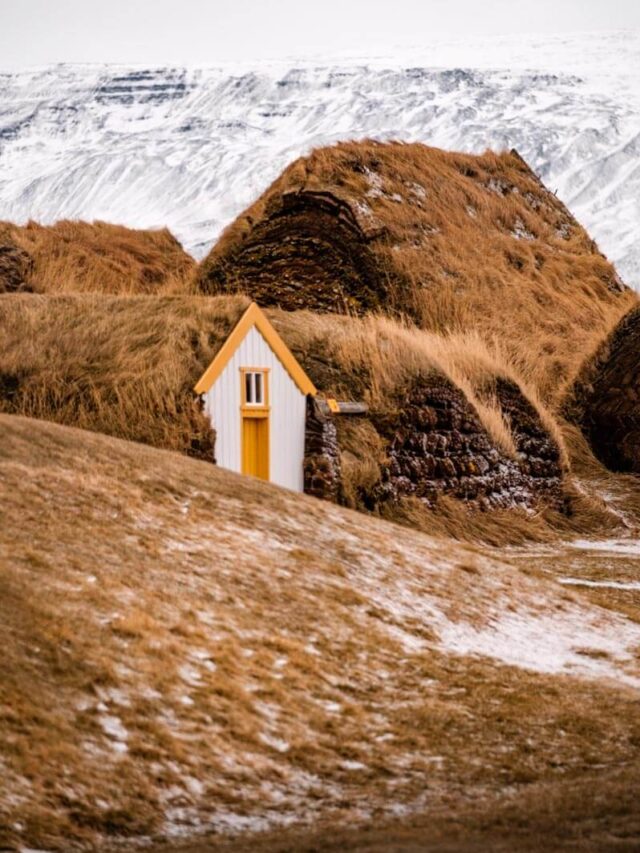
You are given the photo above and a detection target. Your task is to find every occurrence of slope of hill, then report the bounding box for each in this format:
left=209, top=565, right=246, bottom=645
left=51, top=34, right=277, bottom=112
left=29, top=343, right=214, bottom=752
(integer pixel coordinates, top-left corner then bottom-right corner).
left=1, top=414, right=640, bottom=852
left=0, top=293, right=245, bottom=459
left=0, top=220, right=195, bottom=294
left=0, top=293, right=578, bottom=538
left=198, top=141, right=636, bottom=398
left=1, top=32, right=639, bottom=282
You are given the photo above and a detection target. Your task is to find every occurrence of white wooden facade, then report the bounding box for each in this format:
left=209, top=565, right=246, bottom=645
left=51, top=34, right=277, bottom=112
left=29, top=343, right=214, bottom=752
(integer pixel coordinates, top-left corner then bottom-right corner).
left=195, top=304, right=316, bottom=493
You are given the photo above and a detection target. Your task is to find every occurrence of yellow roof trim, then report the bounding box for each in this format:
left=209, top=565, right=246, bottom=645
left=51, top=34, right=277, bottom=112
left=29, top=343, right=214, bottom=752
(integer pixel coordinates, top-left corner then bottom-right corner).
left=194, top=302, right=317, bottom=397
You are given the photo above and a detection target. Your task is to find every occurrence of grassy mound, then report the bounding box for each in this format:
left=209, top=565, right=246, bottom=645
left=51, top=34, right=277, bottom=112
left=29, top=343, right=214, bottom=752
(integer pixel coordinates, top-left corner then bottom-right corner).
left=0, top=294, right=247, bottom=460
left=1, top=415, right=639, bottom=851
left=0, top=293, right=572, bottom=536
left=0, top=220, right=195, bottom=294
left=275, top=310, right=567, bottom=519
left=198, top=141, right=636, bottom=399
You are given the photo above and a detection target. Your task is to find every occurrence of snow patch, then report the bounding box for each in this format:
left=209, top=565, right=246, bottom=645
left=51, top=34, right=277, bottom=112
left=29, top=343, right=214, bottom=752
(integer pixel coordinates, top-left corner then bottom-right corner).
left=341, top=760, right=367, bottom=771
left=569, top=539, right=640, bottom=555
left=178, top=663, right=202, bottom=687
left=511, top=218, right=536, bottom=240
left=437, top=609, right=640, bottom=686
left=98, top=713, right=129, bottom=753
left=259, top=733, right=290, bottom=753
left=559, top=577, right=640, bottom=591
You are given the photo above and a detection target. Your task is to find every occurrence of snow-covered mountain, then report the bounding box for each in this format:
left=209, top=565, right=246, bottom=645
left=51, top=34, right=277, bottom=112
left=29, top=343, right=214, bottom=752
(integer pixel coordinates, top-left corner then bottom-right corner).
left=0, top=30, right=639, bottom=283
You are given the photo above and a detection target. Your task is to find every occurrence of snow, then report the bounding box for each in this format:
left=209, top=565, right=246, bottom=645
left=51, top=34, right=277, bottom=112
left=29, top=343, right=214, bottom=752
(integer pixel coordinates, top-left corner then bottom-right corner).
left=569, top=539, right=640, bottom=555
left=259, top=733, right=290, bottom=753
left=254, top=700, right=280, bottom=721
left=184, top=776, right=204, bottom=797
left=178, top=663, right=202, bottom=686
left=437, top=609, right=640, bottom=687
left=341, top=760, right=367, bottom=771
left=277, top=510, right=640, bottom=689
left=0, top=31, right=639, bottom=284
left=98, top=713, right=129, bottom=753
left=560, top=578, right=640, bottom=591
left=96, top=686, right=131, bottom=707
left=383, top=622, right=429, bottom=654
left=511, top=219, right=536, bottom=240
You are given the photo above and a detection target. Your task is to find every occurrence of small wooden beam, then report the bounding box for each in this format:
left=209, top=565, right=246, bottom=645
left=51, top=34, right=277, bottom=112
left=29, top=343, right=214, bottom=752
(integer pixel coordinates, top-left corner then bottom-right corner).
left=324, top=398, right=368, bottom=416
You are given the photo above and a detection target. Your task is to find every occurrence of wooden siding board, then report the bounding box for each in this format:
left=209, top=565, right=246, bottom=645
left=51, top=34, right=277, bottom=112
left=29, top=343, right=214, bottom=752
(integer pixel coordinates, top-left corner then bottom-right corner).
left=203, top=325, right=306, bottom=491
left=194, top=303, right=316, bottom=397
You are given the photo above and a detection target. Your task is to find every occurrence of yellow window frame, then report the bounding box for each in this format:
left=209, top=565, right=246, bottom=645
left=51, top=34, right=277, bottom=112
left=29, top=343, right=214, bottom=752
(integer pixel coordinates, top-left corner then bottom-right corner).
left=240, top=367, right=270, bottom=417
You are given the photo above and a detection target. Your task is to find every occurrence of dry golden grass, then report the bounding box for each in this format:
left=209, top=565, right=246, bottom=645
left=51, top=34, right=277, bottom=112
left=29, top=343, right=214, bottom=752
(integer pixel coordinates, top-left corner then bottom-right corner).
left=2, top=292, right=632, bottom=543
left=0, top=292, right=582, bottom=543
left=277, top=310, right=568, bottom=461
left=2, top=219, right=195, bottom=294
left=2, top=414, right=640, bottom=851
left=0, top=293, right=551, bottom=462
left=160, top=763, right=640, bottom=852
left=200, top=141, right=638, bottom=401
left=0, top=293, right=249, bottom=459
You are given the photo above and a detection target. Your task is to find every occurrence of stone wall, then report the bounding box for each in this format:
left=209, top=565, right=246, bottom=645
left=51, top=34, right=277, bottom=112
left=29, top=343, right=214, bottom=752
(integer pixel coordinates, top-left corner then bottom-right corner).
left=303, top=396, right=341, bottom=502
left=495, top=377, right=562, bottom=501
left=565, top=306, right=640, bottom=473
left=375, top=377, right=543, bottom=510
left=312, top=376, right=564, bottom=513
left=198, top=191, right=388, bottom=315
left=0, top=229, right=33, bottom=293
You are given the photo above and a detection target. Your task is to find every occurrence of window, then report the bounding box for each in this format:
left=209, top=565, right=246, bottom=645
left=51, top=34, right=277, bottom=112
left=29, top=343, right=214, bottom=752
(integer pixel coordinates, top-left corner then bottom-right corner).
left=243, top=370, right=267, bottom=406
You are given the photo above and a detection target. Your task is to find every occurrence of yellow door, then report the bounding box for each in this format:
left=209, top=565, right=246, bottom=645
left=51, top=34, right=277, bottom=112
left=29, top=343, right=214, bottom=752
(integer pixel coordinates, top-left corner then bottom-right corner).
left=242, top=416, right=269, bottom=480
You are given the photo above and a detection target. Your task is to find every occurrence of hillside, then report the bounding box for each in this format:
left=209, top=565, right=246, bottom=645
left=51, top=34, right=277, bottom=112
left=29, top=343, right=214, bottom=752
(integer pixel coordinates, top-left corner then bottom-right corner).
left=0, top=292, right=588, bottom=540
left=198, top=141, right=637, bottom=398
left=2, top=414, right=640, bottom=852
left=0, top=33, right=639, bottom=282
left=0, top=293, right=244, bottom=459
left=0, top=220, right=194, bottom=295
